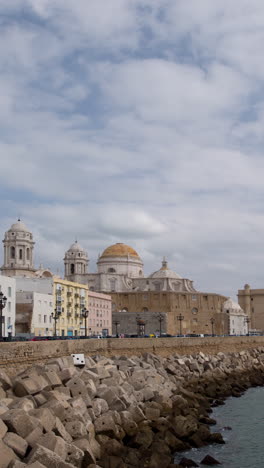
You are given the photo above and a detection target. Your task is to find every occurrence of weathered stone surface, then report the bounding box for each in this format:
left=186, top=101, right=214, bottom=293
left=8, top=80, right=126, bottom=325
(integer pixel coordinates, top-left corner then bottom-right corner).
left=0, top=418, right=8, bottom=439
left=3, top=432, right=28, bottom=457
left=0, top=439, right=18, bottom=468
left=29, top=408, right=56, bottom=433
left=53, top=417, right=72, bottom=444
left=64, top=421, right=87, bottom=439
left=26, top=444, right=75, bottom=468
left=0, top=372, right=12, bottom=390
left=37, top=432, right=67, bottom=460
left=1, top=410, right=42, bottom=439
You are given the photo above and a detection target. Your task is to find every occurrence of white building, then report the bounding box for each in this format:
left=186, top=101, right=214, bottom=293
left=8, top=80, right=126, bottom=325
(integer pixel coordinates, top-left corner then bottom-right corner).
left=16, top=291, right=53, bottom=336
left=223, top=297, right=248, bottom=335
left=0, top=275, right=16, bottom=337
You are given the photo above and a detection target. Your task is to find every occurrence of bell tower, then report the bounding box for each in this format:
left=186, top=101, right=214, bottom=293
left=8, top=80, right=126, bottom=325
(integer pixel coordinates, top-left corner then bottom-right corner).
left=1, top=219, right=36, bottom=277
left=64, top=241, right=88, bottom=282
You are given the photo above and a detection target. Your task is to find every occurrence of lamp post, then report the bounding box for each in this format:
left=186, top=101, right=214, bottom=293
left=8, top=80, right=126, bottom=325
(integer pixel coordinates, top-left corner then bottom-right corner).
left=155, top=313, right=164, bottom=337
left=210, top=317, right=215, bottom=336
left=0, top=292, right=7, bottom=339
left=81, top=308, right=89, bottom=338
left=113, top=320, right=120, bottom=338
left=177, top=313, right=184, bottom=336
left=51, top=309, right=61, bottom=337
left=244, top=316, right=250, bottom=336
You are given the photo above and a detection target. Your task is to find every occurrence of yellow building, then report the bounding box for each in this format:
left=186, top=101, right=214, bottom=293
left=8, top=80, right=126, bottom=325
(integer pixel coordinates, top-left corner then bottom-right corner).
left=53, top=277, right=88, bottom=337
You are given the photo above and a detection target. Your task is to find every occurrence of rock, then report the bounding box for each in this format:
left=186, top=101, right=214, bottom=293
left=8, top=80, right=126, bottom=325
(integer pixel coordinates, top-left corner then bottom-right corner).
left=1, top=410, right=42, bottom=439
left=0, top=419, right=8, bottom=439
left=37, top=432, right=67, bottom=460
left=64, top=421, right=87, bottom=439
left=201, top=454, right=222, bottom=465
left=209, top=432, right=225, bottom=444
left=179, top=458, right=199, bottom=467
left=29, top=408, right=56, bottom=433
left=65, top=442, right=84, bottom=467
left=173, top=415, right=198, bottom=438
left=0, top=371, right=12, bottom=390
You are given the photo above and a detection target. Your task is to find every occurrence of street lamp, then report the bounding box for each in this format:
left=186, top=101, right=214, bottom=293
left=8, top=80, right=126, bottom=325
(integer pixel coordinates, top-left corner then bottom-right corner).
left=244, top=316, right=250, bottom=336
left=177, top=313, right=184, bottom=336
left=0, top=292, right=7, bottom=339
left=210, top=317, right=215, bottom=336
left=113, top=320, right=120, bottom=338
left=155, top=313, right=164, bottom=337
left=51, top=309, right=61, bottom=337
left=81, top=309, right=89, bottom=338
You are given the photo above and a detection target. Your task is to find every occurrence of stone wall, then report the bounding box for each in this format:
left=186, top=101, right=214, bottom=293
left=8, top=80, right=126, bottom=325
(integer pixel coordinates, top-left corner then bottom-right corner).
left=1, top=336, right=264, bottom=374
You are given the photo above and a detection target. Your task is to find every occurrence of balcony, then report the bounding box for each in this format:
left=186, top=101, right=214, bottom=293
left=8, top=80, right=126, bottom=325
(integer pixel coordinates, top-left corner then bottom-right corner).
left=67, top=302, right=72, bottom=307
left=74, top=293, right=79, bottom=298
left=67, top=291, right=72, bottom=297
left=67, top=312, right=72, bottom=318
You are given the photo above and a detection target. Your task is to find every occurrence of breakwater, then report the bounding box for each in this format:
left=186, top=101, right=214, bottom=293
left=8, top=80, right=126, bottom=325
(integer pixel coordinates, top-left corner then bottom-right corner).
left=1, top=336, right=264, bottom=373
left=0, top=347, right=264, bottom=467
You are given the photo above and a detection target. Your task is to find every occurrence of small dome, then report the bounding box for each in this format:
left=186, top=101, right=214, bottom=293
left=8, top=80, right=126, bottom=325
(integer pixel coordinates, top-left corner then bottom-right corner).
left=9, top=219, right=31, bottom=233
left=223, top=297, right=243, bottom=311
left=149, top=258, right=182, bottom=279
left=68, top=241, right=85, bottom=252
left=100, top=243, right=140, bottom=259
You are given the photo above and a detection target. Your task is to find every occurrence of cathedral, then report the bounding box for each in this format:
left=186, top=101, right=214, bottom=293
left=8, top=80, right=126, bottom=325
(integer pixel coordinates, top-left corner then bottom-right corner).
left=64, top=241, right=197, bottom=294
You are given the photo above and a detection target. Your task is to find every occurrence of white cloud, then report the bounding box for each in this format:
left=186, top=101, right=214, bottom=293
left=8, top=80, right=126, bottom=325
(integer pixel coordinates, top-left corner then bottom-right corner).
left=1, top=1, right=264, bottom=298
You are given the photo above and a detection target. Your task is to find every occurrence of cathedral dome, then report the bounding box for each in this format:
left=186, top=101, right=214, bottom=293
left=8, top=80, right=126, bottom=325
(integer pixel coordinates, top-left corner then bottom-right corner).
left=100, top=243, right=140, bottom=259
left=67, top=241, right=85, bottom=253
left=223, top=297, right=243, bottom=312
left=149, top=258, right=182, bottom=279
left=9, top=219, right=31, bottom=233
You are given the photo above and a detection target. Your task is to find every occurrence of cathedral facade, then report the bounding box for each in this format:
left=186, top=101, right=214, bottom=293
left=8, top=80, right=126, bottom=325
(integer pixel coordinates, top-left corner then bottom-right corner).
left=64, top=241, right=197, bottom=294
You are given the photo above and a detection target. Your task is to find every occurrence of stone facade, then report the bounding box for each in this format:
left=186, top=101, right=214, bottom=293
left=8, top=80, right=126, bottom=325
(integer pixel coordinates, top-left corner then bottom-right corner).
left=0, top=275, right=16, bottom=337
left=223, top=297, right=248, bottom=335
left=111, top=291, right=229, bottom=336
left=238, top=284, right=264, bottom=332
left=112, top=311, right=167, bottom=336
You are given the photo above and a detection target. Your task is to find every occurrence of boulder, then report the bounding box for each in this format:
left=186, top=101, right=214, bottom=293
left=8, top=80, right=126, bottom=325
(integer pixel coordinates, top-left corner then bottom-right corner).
left=3, top=432, right=28, bottom=458
left=201, top=455, right=221, bottom=465
left=0, top=439, right=18, bottom=468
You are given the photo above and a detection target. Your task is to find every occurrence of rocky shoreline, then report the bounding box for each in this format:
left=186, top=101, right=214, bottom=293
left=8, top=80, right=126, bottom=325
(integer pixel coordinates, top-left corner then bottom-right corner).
left=1, top=347, right=264, bottom=468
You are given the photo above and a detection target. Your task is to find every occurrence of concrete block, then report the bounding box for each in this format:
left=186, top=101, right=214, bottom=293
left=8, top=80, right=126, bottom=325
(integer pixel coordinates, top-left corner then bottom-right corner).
left=1, top=409, right=42, bottom=439
left=29, top=408, right=56, bottom=433
left=71, top=354, right=85, bottom=366
left=92, top=398, right=109, bottom=417
left=37, top=432, right=67, bottom=460
left=65, top=442, right=84, bottom=467
left=64, top=421, right=87, bottom=439
left=0, top=439, right=18, bottom=468
left=25, top=426, right=44, bottom=448
left=144, top=407, right=161, bottom=421
left=94, top=412, right=119, bottom=438
left=10, top=397, right=36, bottom=412
left=3, top=432, right=28, bottom=457
left=42, top=400, right=66, bottom=421
left=26, top=444, right=75, bottom=468
left=8, top=461, right=26, bottom=468
left=27, top=463, right=46, bottom=468
left=53, top=417, right=72, bottom=444
left=0, top=371, right=12, bottom=391
left=0, top=419, right=8, bottom=439
left=59, top=368, right=77, bottom=384
left=0, top=386, right=6, bottom=399
left=41, top=372, right=62, bottom=388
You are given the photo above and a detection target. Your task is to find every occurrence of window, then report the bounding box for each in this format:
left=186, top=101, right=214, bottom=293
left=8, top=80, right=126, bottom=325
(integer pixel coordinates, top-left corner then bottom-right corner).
left=19, top=249, right=22, bottom=260
left=142, top=307, right=148, bottom=312
left=109, top=279, right=116, bottom=292
left=7, top=317, right=11, bottom=326
left=70, top=264, right=75, bottom=274
left=8, top=287, right=11, bottom=297
left=44, top=315, right=47, bottom=323
left=192, top=308, right=198, bottom=315
left=192, top=318, right=198, bottom=323
left=10, top=247, right=15, bottom=259
left=26, top=248, right=30, bottom=261
left=154, top=283, right=161, bottom=291
left=192, top=295, right=197, bottom=301
left=7, top=302, right=11, bottom=312
left=108, top=268, right=116, bottom=273
left=38, top=314, right=41, bottom=322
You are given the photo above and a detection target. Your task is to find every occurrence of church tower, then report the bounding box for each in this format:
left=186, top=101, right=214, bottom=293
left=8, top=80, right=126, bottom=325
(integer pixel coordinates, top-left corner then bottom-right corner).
left=1, top=219, right=36, bottom=277
left=64, top=241, right=89, bottom=283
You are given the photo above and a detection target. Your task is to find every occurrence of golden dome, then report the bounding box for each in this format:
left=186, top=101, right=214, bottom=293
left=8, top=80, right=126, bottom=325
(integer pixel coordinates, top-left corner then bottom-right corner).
left=100, top=243, right=140, bottom=258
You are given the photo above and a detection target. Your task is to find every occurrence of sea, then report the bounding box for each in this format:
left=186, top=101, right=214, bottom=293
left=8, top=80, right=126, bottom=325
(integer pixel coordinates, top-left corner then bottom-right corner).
left=174, top=386, right=264, bottom=468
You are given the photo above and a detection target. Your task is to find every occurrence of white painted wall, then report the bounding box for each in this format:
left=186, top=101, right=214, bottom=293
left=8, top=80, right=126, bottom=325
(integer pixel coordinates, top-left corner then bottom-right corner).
left=0, top=275, right=16, bottom=337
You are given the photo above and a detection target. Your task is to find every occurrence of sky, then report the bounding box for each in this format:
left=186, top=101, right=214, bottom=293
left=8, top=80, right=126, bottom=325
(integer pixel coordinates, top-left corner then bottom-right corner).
left=1, top=0, right=264, bottom=298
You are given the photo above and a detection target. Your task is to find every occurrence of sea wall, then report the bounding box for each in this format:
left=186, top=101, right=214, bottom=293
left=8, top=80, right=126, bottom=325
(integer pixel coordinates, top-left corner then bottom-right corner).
left=1, top=336, right=264, bottom=373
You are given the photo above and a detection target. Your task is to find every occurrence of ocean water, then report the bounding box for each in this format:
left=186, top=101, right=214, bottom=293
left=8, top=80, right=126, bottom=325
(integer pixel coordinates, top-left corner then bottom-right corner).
left=174, top=386, right=264, bottom=468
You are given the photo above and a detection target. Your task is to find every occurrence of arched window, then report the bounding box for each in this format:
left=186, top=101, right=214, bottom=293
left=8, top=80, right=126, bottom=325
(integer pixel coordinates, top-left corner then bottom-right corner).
left=108, top=268, right=116, bottom=273
left=26, top=248, right=30, bottom=261
left=142, top=307, right=148, bottom=312
left=70, top=264, right=75, bottom=274
left=109, top=279, right=116, bottom=292
left=19, top=249, right=23, bottom=260
left=10, top=247, right=15, bottom=259
left=192, top=308, right=198, bottom=315
left=154, top=283, right=161, bottom=291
